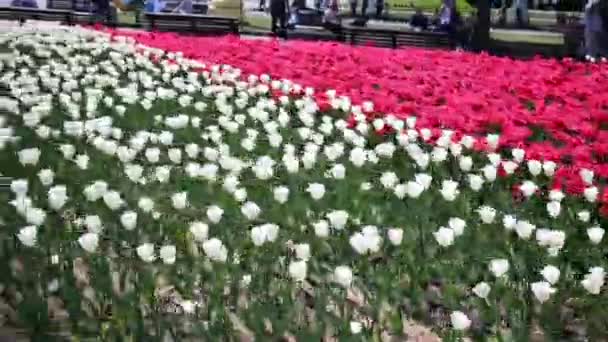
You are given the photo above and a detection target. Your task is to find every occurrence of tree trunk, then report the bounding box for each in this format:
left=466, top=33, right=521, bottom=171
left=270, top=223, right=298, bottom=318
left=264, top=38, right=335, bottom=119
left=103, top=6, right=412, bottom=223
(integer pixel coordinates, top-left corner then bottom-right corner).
left=473, top=0, right=491, bottom=51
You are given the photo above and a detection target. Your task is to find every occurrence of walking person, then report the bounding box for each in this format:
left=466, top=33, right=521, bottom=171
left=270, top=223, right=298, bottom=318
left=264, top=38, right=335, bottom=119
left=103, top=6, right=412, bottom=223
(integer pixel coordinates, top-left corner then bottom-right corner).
left=270, top=0, right=290, bottom=36
left=350, top=0, right=357, bottom=15
left=584, top=0, right=607, bottom=58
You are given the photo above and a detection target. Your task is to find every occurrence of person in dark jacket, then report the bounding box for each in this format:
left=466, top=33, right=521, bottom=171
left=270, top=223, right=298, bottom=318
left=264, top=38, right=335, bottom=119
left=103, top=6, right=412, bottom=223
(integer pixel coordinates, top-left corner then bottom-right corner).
left=270, top=0, right=290, bottom=35
left=410, top=8, right=428, bottom=29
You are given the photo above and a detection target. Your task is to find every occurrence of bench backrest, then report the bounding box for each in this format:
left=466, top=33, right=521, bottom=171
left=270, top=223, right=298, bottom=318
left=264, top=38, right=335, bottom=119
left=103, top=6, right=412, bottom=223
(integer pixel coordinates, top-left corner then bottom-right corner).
left=145, top=12, right=239, bottom=34
left=343, top=27, right=450, bottom=49
left=0, top=6, right=73, bottom=23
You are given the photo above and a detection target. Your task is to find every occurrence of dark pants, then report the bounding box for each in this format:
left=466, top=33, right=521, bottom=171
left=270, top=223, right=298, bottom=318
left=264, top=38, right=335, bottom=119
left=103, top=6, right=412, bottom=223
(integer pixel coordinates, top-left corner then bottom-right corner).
left=350, top=1, right=357, bottom=15
left=439, top=23, right=458, bottom=48
left=93, top=0, right=111, bottom=22
left=271, top=12, right=287, bottom=33
left=259, top=0, right=265, bottom=9
left=375, top=2, right=383, bottom=17
left=361, top=0, right=368, bottom=15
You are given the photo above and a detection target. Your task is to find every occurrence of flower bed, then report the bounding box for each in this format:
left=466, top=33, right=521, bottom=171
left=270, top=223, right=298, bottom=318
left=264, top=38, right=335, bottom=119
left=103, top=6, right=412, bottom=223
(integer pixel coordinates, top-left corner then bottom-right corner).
left=103, top=29, right=608, bottom=192
left=0, top=25, right=607, bottom=341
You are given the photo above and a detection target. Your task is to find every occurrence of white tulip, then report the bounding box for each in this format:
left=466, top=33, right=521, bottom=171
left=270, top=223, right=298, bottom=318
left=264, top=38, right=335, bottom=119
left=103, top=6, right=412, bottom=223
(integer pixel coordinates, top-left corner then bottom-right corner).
left=145, top=147, right=161, bottom=163
left=515, top=220, right=536, bottom=240
left=511, top=148, right=525, bottom=162
left=273, top=186, right=290, bottom=204
left=433, top=227, right=455, bottom=247
left=415, top=173, right=433, bottom=189
left=125, top=164, right=144, bottom=182
left=17, top=148, right=41, bottom=166
left=349, top=147, right=367, bottom=167
left=37, top=169, right=54, bottom=186
left=83, top=181, right=108, bottom=202
left=540, top=265, right=560, bottom=285
left=241, top=201, right=261, bottom=220
left=482, top=164, right=497, bottom=182
left=448, top=218, right=466, bottom=236
left=349, top=228, right=382, bottom=254
left=584, top=186, right=598, bottom=203
left=488, top=153, right=501, bottom=167
left=326, top=210, right=348, bottom=230
left=251, top=223, right=279, bottom=246
left=581, top=267, right=605, bottom=295
left=350, top=321, right=363, bottom=334
left=59, top=144, right=76, bottom=160
left=171, top=192, right=188, bottom=210
left=520, top=181, right=538, bottom=197
left=580, top=168, right=594, bottom=185
left=74, top=154, right=89, bottom=170
left=160, top=245, right=176, bottom=264
left=306, top=183, right=326, bottom=200
left=531, top=281, right=556, bottom=303
left=185, top=143, right=200, bottom=158
left=502, top=161, right=518, bottom=175
left=189, top=221, right=209, bottom=242
left=489, top=259, right=509, bottom=278
left=252, top=156, right=275, bottom=180
left=288, top=260, right=307, bottom=281
left=546, top=201, right=561, bottom=218
left=137, top=243, right=156, bottom=263
left=543, top=161, right=557, bottom=176
left=206, top=205, right=223, bottom=224
left=120, top=211, right=138, bottom=231
left=138, top=197, right=155, bottom=213
left=387, top=228, right=404, bottom=245
left=48, top=185, right=68, bottom=210
left=155, top=166, right=171, bottom=183
left=103, top=191, right=125, bottom=211
left=527, top=160, right=542, bottom=176
left=503, top=215, right=517, bottom=231
left=17, top=225, right=37, bottom=247
left=477, top=206, right=496, bottom=224
left=536, top=229, right=566, bottom=254
left=405, top=180, right=424, bottom=198
left=78, top=232, right=99, bottom=253
left=577, top=211, right=590, bottom=223
left=85, top=215, right=103, bottom=233
left=380, top=172, right=399, bottom=189
left=440, top=180, right=460, bottom=201
left=313, top=220, right=330, bottom=238
left=450, top=311, right=471, bottom=331
left=25, top=207, right=46, bottom=226
left=468, top=174, right=484, bottom=192
left=328, top=164, right=346, bottom=179
left=334, top=265, right=353, bottom=288
left=472, top=282, right=491, bottom=299
left=587, top=227, right=605, bottom=245
left=10, top=179, right=28, bottom=196
left=294, top=243, right=310, bottom=260
left=459, top=156, right=473, bottom=172
left=549, top=189, right=565, bottom=202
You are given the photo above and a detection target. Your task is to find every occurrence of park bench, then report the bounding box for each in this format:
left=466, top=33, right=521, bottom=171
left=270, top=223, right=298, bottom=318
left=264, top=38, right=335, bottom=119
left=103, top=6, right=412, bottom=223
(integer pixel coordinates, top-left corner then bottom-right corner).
left=144, top=12, right=239, bottom=34
left=47, top=0, right=73, bottom=10
left=342, top=26, right=450, bottom=49
left=162, top=0, right=210, bottom=14
left=0, top=6, right=73, bottom=24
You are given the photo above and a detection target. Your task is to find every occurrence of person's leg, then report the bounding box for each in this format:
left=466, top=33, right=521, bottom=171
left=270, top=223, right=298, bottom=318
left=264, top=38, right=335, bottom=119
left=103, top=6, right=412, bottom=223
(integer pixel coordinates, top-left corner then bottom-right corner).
left=376, top=3, right=383, bottom=17
left=361, top=0, right=368, bottom=16
left=586, top=29, right=599, bottom=57
left=350, top=1, right=357, bottom=15
left=271, top=14, right=278, bottom=32
left=259, top=0, right=265, bottom=10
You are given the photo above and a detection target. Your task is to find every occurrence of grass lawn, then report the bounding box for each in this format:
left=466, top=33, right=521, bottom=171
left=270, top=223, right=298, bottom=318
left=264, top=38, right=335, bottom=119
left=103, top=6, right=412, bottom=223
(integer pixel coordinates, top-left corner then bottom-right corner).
left=386, top=0, right=473, bottom=13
